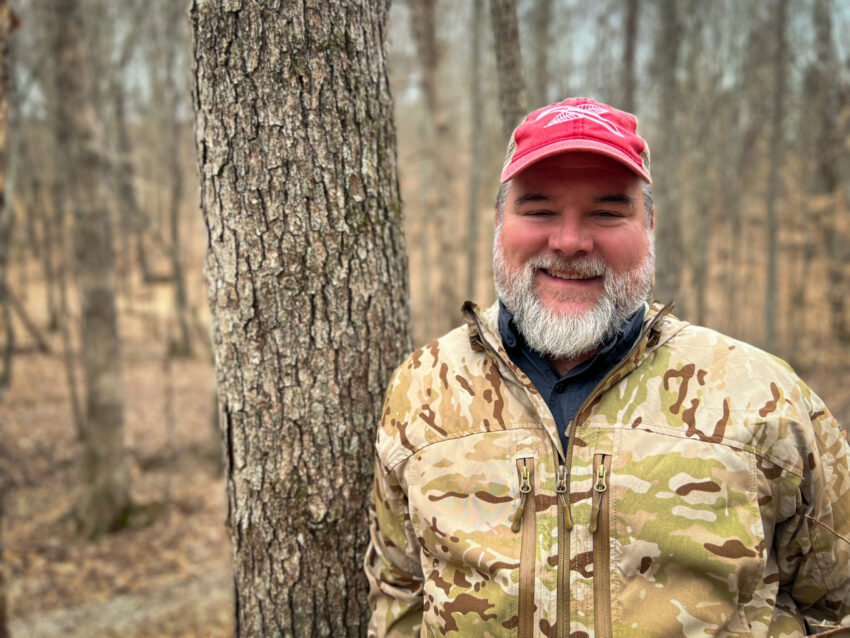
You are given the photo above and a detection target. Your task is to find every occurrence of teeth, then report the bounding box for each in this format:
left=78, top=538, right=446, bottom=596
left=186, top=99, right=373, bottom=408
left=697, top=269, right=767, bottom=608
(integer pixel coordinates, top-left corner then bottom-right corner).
left=547, top=270, right=594, bottom=280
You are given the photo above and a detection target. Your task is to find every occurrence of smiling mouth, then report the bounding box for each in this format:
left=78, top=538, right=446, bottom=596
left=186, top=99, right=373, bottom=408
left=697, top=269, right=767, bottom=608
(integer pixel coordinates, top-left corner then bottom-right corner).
left=540, top=269, right=601, bottom=281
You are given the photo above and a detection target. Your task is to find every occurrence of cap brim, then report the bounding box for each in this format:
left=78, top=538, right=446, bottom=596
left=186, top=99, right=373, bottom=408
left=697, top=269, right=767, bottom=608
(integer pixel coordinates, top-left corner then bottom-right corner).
left=500, top=138, right=651, bottom=184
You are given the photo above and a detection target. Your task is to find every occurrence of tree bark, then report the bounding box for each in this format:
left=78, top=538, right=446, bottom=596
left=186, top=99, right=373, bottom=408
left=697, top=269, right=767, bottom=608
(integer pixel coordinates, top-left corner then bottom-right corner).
left=0, top=2, right=11, bottom=635
left=490, top=0, right=528, bottom=141
left=529, top=0, right=552, bottom=109
left=466, top=0, right=484, bottom=302
left=191, top=2, right=411, bottom=635
left=407, top=0, right=460, bottom=336
left=651, top=0, right=684, bottom=309
left=764, top=0, right=788, bottom=350
left=621, top=0, right=638, bottom=113
left=52, top=0, right=130, bottom=537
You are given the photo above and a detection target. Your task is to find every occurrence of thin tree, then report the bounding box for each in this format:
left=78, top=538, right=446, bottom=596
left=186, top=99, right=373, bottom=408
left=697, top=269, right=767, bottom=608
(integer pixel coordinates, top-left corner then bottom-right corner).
left=52, top=0, right=130, bottom=536
left=651, top=0, right=684, bottom=310
left=0, top=2, right=14, bottom=634
left=621, top=0, right=639, bottom=113
left=764, top=0, right=788, bottom=350
left=529, top=0, right=552, bottom=109
left=466, top=0, right=484, bottom=302
left=191, top=2, right=410, bottom=634
left=490, top=0, right=528, bottom=140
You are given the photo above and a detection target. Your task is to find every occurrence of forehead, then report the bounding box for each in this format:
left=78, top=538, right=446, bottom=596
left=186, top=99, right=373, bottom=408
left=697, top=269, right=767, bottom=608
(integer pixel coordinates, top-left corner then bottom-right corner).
left=512, top=152, right=642, bottom=192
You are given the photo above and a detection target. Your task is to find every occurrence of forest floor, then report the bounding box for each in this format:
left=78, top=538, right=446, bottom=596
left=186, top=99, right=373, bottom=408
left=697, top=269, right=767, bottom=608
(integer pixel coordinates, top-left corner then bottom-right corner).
left=0, top=279, right=234, bottom=637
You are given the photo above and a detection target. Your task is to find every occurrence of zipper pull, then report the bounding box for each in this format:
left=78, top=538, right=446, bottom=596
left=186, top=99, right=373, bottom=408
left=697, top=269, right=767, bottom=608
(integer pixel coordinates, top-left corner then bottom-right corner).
left=511, top=462, right=531, bottom=533
left=555, top=464, right=573, bottom=531
left=590, top=461, right=608, bottom=533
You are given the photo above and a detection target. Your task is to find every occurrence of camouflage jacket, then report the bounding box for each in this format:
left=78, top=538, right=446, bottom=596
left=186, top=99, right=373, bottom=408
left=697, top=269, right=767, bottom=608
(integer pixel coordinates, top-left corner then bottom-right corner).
left=365, top=302, right=850, bottom=637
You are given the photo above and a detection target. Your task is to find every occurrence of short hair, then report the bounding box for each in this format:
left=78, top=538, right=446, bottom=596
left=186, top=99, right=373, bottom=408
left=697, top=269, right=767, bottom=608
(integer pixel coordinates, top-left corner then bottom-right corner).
left=495, top=178, right=654, bottom=230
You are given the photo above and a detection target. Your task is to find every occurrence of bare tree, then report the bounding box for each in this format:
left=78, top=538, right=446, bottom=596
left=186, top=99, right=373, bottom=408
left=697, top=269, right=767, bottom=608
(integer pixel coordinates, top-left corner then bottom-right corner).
left=621, top=0, right=639, bottom=112
left=490, top=0, right=527, bottom=140
left=529, top=0, right=552, bottom=109
left=0, top=2, right=13, bottom=634
left=191, top=1, right=410, bottom=634
left=52, top=0, right=130, bottom=537
left=764, top=0, right=788, bottom=350
left=407, top=0, right=460, bottom=336
left=466, top=0, right=484, bottom=302
left=651, top=0, right=684, bottom=309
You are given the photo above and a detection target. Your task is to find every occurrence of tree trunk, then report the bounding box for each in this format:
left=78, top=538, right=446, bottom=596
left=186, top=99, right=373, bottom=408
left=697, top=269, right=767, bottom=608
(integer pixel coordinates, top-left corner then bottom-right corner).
left=407, top=0, right=459, bottom=336
left=162, top=2, right=192, bottom=357
left=651, top=0, right=684, bottom=309
left=764, top=0, right=788, bottom=350
left=490, top=0, right=528, bottom=140
left=466, top=0, right=484, bottom=302
left=621, top=0, right=638, bottom=113
left=0, top=2, right=11, bottom=634
left=52, top=0, right=130, bottom=537
left=191, top=2, right=411, bottom=635
left=529, top=0, right=552, bottom=109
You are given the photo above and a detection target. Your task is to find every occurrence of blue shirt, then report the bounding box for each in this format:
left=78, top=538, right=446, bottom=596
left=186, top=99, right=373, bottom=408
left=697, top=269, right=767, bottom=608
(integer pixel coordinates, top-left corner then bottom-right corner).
left=498, top=301, right=645, bottom=456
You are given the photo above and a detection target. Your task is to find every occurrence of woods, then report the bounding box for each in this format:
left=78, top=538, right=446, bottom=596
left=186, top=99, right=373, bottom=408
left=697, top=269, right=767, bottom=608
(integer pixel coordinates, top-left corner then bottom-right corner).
left=0, top=0, right=847, bottom=636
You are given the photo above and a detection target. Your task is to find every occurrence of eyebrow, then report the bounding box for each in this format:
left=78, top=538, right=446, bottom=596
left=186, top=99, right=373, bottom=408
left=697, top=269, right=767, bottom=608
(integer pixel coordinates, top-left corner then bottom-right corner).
left=514, top=192, right=635, bottom=207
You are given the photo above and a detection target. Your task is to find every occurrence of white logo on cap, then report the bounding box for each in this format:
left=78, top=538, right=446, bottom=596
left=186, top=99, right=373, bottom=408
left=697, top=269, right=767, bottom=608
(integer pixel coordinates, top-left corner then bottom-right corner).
left=536, top=103, right=624, bottom=137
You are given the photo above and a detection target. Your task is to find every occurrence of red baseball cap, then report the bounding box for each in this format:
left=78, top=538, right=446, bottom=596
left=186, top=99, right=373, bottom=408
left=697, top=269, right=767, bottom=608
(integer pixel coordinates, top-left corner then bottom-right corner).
left=500, top=97, right=651, bottom=184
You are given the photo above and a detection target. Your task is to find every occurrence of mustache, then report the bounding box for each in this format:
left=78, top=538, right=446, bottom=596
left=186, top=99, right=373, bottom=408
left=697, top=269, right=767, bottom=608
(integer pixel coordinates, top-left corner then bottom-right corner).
left=527, top=254, right=608, bottom=278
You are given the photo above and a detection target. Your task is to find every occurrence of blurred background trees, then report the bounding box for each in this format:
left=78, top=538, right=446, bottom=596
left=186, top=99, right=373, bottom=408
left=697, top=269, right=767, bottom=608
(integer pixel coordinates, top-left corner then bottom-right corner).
left=0, top=0, right=848, bottom=635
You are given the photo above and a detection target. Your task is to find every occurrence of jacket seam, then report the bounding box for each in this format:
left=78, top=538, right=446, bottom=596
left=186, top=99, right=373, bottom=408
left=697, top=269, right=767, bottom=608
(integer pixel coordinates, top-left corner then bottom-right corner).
left=382, top=424, right=546, bottom=476
left=584, top=423, right=805, bottom=479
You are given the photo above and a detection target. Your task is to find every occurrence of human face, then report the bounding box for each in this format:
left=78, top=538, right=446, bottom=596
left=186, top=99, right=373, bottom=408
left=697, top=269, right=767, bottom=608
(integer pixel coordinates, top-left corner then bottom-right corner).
left=493, top=152, right=654, bottom=361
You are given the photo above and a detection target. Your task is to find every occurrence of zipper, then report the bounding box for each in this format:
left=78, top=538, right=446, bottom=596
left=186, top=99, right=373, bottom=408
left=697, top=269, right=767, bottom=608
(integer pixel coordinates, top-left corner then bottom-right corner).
left=464, top=302, right=674, bottom=638
left=556, top=302, right=674, bottom=638
left=555, top=463, right=571, bottom=638
left=591, top=454, right=612, bottom=638
left=512, top=458, right=536, bottom=638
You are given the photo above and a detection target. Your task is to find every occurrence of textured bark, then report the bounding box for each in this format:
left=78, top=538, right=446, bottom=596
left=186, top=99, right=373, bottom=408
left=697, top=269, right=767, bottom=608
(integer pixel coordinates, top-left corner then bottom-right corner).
left=407, top=0, right=460, bottom=336
left=621, top=0, right=638, bottom=113
left=162, top=2, right=192, bottom=357
left=466, top=0, right=484, bottom=301
left=490, top=0, right=528, bottom=140
left=0, top=3, right=10, bottom=635
left=529, top=0, right=552, bottom=109
left=764, top=0, right=788, bottom=350
left=191, top=2, right=410, bottom=635
left=52, top=0, right=130, bottom=537
left=652, top=0, right=684, bottom=309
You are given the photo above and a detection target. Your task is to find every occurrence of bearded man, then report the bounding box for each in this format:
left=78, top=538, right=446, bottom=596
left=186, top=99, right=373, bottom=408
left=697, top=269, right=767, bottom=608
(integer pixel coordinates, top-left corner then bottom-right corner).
left=365, top=97, right=850, bottom=637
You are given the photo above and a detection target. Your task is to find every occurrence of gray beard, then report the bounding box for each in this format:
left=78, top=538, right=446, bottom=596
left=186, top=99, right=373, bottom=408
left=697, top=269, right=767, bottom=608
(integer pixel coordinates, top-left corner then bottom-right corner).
left=493, top=229, right=655, bottom=361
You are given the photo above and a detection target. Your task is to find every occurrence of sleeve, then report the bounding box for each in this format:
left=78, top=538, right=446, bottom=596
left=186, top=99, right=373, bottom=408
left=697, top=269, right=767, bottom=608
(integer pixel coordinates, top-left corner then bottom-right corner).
left=775, top=396, right=850, bottom=634
left=364, top=452, right=424, bottom=637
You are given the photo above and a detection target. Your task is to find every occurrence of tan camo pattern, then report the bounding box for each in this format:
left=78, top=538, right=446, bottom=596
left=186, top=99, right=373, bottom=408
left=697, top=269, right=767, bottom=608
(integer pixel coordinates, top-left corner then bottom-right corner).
left=365, top=302, right=850, bottom=637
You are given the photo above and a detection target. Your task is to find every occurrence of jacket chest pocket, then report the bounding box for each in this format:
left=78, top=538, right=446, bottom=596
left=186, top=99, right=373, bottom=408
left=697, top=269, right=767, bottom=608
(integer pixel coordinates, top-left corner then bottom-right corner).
left=606, top=432, right=765, bottom=633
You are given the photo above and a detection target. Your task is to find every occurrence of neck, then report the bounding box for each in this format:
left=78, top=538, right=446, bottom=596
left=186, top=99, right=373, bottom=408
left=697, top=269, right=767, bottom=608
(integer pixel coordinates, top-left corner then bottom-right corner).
left=548, top=347, right=601, bottom=376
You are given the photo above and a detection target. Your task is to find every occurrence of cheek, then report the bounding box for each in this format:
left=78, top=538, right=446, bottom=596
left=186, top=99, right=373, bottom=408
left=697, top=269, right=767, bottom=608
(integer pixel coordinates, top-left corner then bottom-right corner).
left=500, top=224, right=549, bottom=260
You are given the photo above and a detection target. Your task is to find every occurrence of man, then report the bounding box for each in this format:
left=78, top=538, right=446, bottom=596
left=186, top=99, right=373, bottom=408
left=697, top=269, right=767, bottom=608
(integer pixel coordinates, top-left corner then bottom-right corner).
left=365, top=97, right=850, bottom=637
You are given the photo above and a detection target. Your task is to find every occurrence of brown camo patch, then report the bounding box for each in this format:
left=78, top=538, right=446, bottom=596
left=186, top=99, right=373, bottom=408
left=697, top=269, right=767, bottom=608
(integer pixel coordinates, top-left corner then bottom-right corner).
left=697, top=368, right=707, bottom=385
left=483, top=364, right=505, bottom=427
left=428, top=491, right=470, bottom=502
left=758, top=382, right=781, bottom=417
left=756, top=456, right=782, bottom=480
left=631, top=416, right=642, bottom=428
left=675, top=480, right=721, bottom=496
left=807, top=452, right=816, bottom=469
left=437, top=593, right=498, bottom=633
left=419, top=406, right=448, bottom=436
left=539, top=618, right=557, bottom=638
left=455, top=375, right=475, bottom=396
left=685, top=397, right=729, bottom=443
left=429, top=569, right=452, bottom=594
left=664, top=363, right=696, bottom=415
left=476, top=491, right=514, bottom=504
left=439, top=363, right=449, bottom=389
left=502, top=615, right=519, bottom=630
left=640, top=556, right=653, bottom=573
left=704, top=539, right=756, bottom=559
left=453, top=571, right=471, bottom=587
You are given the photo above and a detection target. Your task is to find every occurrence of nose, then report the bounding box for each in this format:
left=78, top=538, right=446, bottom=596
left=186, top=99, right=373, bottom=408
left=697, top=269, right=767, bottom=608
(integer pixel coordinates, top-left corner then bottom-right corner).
left=548, top=215, right=593, bottom=257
